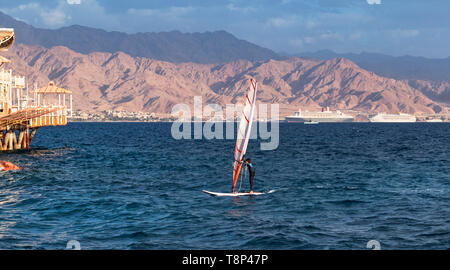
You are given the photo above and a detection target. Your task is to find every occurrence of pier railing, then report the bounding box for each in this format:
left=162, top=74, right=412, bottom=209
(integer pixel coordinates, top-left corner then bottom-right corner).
left=0, top=105, right=68, bottom=151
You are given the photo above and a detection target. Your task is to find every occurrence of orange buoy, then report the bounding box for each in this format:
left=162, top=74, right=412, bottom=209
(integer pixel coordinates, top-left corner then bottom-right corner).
left=0, top=161, right=20, bottom=171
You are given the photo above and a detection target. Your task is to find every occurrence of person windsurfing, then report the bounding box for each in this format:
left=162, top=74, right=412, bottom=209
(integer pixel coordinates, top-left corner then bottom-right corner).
left=243, top=157, right=255, bottom=194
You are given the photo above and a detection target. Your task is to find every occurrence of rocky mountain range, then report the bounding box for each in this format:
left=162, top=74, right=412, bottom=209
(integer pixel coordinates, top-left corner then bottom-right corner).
left=2, top=44, right=446, bottom=116
left=296, top=50, right=450, bottom=82
left=1, top=11, right=449, bottom=116
left=0, top=11, right=279, bottom=64
left=296, top=50, right=450, bottom=103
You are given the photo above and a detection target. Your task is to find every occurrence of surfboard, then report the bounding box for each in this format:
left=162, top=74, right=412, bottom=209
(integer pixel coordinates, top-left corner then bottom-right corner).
left=203, top=190, right=275, bottom=197
left=202, top=190, right=265, bottom=197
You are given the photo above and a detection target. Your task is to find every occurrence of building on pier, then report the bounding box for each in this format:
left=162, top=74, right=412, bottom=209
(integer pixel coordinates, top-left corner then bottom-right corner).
left=0, top=28, right=72, bottom=151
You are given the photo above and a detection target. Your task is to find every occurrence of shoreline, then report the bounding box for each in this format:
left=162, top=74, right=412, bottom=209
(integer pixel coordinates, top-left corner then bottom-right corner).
left=67, top=120, right=450, bottom=123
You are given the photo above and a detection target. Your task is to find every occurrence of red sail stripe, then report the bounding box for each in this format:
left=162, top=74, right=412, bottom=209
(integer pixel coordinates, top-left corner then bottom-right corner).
left=250, top=79, right=256, bottom=92
left=244, top=114, right=249, bottom=123
left=246, top=95, right=252, bottom=105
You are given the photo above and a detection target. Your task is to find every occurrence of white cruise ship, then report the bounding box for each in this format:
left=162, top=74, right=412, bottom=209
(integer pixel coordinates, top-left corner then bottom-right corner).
left=285, top=107, right=354, bottom=123
left=369, top=113, right=416, bottom=123
left=425, top=118, right=443, bottom=122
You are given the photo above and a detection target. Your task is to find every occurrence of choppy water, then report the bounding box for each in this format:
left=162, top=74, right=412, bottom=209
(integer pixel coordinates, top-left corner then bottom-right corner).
left=0, top=122, right=449, bottom=249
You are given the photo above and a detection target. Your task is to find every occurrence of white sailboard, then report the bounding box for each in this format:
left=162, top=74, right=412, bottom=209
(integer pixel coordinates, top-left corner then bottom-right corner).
left=202, top=190, right=265, bottom=197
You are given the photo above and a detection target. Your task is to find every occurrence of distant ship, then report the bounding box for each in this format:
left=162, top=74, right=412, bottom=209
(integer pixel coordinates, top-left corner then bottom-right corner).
left=304, top=120, right=319, bottom=125
left=425, top=118, right=443, bottom=122
left=285, top=107, right=354, bottom=123
left=369, top=113, right=416, bottom=123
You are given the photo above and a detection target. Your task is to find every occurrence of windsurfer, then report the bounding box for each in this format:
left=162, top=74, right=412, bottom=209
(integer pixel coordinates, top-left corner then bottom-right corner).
left=243, top=158, right=255, bottom=193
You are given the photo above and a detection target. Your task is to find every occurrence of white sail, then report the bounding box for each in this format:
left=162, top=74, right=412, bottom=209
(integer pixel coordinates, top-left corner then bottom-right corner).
left=232, top=78, right=257, bottom=192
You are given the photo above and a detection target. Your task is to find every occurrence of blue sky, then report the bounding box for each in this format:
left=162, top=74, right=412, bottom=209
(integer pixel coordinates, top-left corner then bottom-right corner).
left=1, top=0, right=449, bottom=58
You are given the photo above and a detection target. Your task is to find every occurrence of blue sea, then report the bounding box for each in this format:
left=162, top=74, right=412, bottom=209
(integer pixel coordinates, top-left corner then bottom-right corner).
left=0, top=122, right=449, bottom=249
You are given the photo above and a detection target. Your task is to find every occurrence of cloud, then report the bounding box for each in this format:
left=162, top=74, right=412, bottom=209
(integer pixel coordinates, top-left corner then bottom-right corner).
left=125, top=6, right=199, bottom=32
left=289, top=38, right=304, bottom=48
left=319, top=32, right=343, bottom=41
left=226, top=4, right=255, bottom=13
left=41, top=8, right=71, bottom=26
left=304, top=37, right=315, bottom=44
left=289, top=36, right=315, bottom=48
left=267, top=16, right=298, bottom=28
left=1, top=2, right=70, bottom=27
left=367, top=0, right=381, bottom=5
left=67, top=0, right=81, bottom=4
left=0, top=0, right=122, bottom=30
left=127, top=6, right=195, bottom=18
left=349, top=32, right=362, bottom=40
left=268, top=18, right=290, bottom=28
left=306, top=20, right=317, bottom=29
left=390, top=29, right=420, bottom=38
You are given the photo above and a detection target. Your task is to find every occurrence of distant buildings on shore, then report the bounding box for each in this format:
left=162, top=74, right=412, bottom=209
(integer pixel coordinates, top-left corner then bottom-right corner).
left=71, top=110, right=176, bottom=122
left=70, top=109, right=450, bottom=122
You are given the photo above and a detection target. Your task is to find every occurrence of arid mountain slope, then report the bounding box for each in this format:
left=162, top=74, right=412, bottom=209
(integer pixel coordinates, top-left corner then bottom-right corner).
left=296, top=50, right=450, bottom=82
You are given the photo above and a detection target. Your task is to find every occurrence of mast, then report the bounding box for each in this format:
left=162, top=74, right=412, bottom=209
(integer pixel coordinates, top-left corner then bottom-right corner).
left=232, top=78, right=257, bottom=192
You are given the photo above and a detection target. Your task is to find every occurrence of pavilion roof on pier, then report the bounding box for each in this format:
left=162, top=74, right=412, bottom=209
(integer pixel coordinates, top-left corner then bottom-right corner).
left=34, top=81, right=72, bottom=94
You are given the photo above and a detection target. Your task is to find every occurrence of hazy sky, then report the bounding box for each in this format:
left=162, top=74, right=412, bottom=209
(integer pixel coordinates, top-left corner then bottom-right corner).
left=1, top=0, right=449, bottom=58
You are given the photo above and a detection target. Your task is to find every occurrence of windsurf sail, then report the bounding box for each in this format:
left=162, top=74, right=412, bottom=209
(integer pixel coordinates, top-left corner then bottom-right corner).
left=232, top=78, right=257, bottom=192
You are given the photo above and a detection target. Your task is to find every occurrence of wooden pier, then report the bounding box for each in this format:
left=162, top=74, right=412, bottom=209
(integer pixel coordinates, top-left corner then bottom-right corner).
left=1, top=28, right=72, bottom=151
